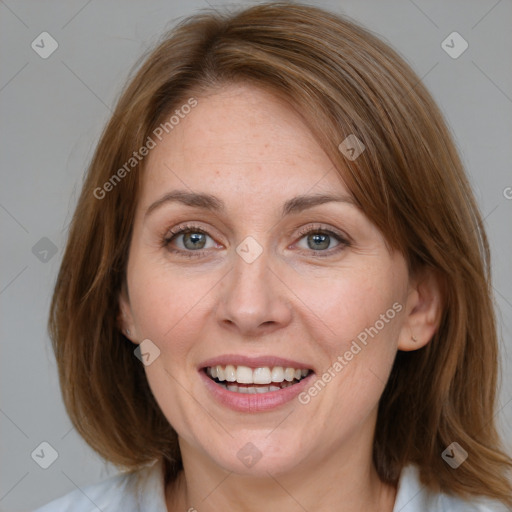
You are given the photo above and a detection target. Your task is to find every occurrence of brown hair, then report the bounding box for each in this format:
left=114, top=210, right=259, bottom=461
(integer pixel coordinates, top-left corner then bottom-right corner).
left=48, top=1, right=512, bottom=505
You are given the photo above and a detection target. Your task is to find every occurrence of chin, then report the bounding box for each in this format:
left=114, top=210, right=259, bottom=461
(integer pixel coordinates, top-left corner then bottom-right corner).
left=201, top=434, right=310, bottom=478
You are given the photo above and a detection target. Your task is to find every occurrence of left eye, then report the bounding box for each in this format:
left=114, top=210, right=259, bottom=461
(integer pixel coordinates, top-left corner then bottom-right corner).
left=295, top=230, right=342, bottom=251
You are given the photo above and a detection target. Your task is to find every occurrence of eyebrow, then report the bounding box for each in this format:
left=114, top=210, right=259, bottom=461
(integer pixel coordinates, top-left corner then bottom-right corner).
left=144, top=189, right=356, bottom=220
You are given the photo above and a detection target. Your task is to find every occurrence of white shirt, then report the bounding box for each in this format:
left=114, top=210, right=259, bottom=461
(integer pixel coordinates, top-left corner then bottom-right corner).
left=33, top=461, right=509, bottom=511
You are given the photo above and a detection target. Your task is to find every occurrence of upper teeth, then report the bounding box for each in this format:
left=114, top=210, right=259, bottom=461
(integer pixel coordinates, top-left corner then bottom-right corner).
left=207, top=365, right=309, bottom=384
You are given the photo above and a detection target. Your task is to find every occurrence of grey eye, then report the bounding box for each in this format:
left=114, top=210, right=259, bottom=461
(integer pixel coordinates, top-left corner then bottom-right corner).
left=306, top=233, right=331, bottom=250
left=182, top=232, right=208, bottom=250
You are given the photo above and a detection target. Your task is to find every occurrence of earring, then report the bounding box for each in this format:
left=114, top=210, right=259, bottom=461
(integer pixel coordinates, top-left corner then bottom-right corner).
left=411, top=335, right=418, bottom=342
left=125, top=329, right=130, bottom=335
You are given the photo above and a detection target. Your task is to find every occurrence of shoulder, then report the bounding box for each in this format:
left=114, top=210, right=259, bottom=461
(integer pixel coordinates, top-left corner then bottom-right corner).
left=393, top=464, right=509, bottom=512
left=32, top=461, right=167, bottom=512
left=32, top=471, right=131, bottom=512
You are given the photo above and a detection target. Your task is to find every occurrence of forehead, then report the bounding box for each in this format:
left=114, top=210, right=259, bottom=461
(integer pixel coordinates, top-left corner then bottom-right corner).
left=139, top=83, right=348, bottom=207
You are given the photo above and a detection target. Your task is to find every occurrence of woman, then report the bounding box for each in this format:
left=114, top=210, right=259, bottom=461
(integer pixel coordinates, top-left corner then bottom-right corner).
left=35, top=2, right=512, bottom=511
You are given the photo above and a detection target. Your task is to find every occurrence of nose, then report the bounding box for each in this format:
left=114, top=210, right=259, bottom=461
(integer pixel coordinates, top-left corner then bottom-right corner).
left=215, top=244, right=293, bottom=338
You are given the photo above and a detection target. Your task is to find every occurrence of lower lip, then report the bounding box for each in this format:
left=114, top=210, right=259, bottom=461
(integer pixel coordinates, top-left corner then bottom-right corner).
left=199, top=369, right=314, bottom=412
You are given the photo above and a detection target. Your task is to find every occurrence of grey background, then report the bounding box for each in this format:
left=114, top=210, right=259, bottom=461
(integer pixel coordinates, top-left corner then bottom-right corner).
left=1, top=0, right=511, bottom=510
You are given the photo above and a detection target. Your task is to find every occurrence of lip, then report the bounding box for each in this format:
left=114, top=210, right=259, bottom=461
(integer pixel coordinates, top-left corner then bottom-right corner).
left=199, top=367, right=315, bottom=413
left=199, top=354, right=312, bottom=371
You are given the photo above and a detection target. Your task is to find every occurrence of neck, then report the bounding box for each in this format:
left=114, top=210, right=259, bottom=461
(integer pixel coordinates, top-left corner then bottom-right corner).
left=165, top=438, right=397, bottom=512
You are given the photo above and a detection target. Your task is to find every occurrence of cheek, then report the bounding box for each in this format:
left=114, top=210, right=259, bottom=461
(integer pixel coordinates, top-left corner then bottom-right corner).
left=127, top=261, right=215, bottom=434
left=331, top=269, right=405, bottom=393
left=297, top=264, right=406, bottom=419
left=128, top=255, right=213, bottom=344
left=296, top=268, right=404, bottom=430
left=296, top=262, right=404, bottom=354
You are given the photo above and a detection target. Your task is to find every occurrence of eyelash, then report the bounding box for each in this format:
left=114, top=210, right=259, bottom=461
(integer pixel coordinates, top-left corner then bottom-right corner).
left=161, top=223, right=351, bottom=259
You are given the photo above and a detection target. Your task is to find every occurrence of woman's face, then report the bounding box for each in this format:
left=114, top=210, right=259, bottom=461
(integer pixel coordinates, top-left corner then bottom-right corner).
left=120, top=83, right=420, bottom=477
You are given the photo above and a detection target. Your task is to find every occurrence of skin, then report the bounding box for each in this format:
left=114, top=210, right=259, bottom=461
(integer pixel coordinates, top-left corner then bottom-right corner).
left=119, top=83, right=442, bottom=511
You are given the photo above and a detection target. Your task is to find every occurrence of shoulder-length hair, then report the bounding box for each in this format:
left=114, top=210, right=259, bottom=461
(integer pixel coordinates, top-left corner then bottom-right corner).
left=49, top=1, right=512, bottom=505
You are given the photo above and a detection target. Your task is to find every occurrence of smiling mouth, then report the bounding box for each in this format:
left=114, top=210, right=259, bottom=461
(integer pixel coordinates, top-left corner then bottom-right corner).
left=204, top=364, right=312, bottom=393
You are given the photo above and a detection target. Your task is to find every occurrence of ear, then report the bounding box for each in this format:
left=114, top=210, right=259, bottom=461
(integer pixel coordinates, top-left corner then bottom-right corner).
left=397, top=267, right=444, bottom=352
left=117, top=280, right=137, bottom=343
